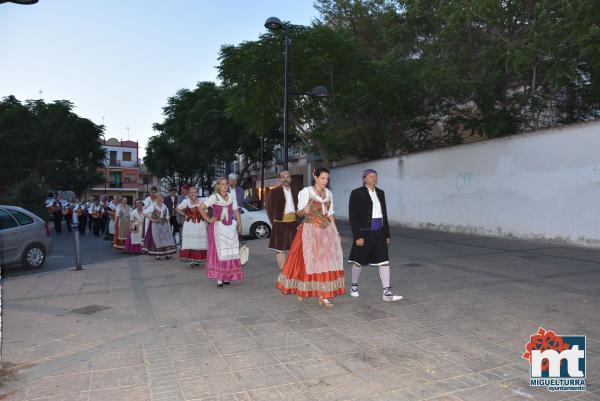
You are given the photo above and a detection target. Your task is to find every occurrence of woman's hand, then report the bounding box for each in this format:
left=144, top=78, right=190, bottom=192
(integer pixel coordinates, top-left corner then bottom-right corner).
left=303, top=206, right=310, bottom=214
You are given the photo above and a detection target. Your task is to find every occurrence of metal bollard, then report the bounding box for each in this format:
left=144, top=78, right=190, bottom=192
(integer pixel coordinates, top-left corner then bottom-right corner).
left=71, top=215, right=83, bottom=271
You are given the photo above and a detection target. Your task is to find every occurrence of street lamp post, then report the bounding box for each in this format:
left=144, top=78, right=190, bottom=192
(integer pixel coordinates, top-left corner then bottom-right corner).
left=264, top=17, right=329, bottom=172
left=264, top=17, right=289, bottom=170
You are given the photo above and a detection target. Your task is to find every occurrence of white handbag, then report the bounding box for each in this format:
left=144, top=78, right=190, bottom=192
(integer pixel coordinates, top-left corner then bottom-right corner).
left=239, top=242, right=250, bottom=266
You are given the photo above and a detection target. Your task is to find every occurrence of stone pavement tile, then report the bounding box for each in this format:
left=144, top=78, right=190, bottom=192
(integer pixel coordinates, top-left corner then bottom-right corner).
left=174, top=355, right=231, bottom=378
left=284, top=317, right=329, bottom=331
left=272, top=309, right=315, bottom=322
left=197, top=392, right=253, bottom=401
left=413, top=357, right=472, bottom=381
left=351, top=331, right=409, bottom=349
left=179, top=372, right=245, bottom=399
left=253, top=332, right=308, bottom=348
left=284, top=358, right=349, bottom=381
left=405, top=381, right=451, bottom=400
left=268, top=343, right=326, bottom=364
left=165, top=330, right=211, bottom=346
left=354, top=367, right=427, bottom=393
left=362, top=389, right=420, bottom=401
left=233, top=365, right=298, bottom=391
left=92, top=349, right=144, bottom=370
left=205, top=327, right=252, bottom=342
left=169, top=343, right=219, bottom=362
left=199, top=318, right=245, bottom=331
left=311, top=336, right=366, bottom=356
left=23, top=392, right=90, bottom=401
left=213, top=337, right=262, bottom=355
left=330, top=321, right=385, bottom=337
left=90, top=364, right=147, bottom=390
left=236, top=314, right=278, bottom=326
left=22, top=372, right=90, bottom=400
left=247, top=382, right=316, bottom=401
left=244, top=322, right=294, bottom=337
left=222, top=349, right=279, bottom=371
left=352, top=308, right=396, bottom=322
left=295, top=327, right=348, bottom=343
left=88, top=384, right=151, bottom=401
left=303, top=372, right=376, bottom=401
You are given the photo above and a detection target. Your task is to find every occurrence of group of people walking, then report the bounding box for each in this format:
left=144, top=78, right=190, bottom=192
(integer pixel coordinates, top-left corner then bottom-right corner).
left=269, top=167, right=402, bottom=307
left=51, top=168, right=401, bottom=304
left=120, top=174, right=245, bottom=287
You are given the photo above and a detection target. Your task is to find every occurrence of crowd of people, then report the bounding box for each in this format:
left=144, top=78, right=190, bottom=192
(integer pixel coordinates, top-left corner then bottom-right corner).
left=49, top=168, right=403, bottom=305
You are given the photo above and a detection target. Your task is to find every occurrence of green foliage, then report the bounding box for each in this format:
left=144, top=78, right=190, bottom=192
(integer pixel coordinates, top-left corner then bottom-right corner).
left=0, top=96, right=105, bottom=201
left=145, top=82, right=251, bottom=189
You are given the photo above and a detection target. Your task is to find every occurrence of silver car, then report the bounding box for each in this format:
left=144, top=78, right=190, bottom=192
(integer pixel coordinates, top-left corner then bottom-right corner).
left=0, top=205, right=52, bottom=268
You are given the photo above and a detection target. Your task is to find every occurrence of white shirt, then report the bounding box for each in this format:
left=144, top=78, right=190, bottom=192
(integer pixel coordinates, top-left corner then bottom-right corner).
left=228, top=186, right=237, bottom=206
left=297, top=187, right=335, bottom=216
left=283, top=186, right=296, bottom=214
left=368, top=187, right=383, bottom=219
left=143, top=196, right=155, bottom=208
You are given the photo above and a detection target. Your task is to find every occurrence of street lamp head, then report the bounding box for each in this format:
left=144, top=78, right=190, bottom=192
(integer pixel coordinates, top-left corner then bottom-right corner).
left=310, top=85, right=328, bottom=98
left=0, top=0, right=39, bottom=4
left=264, top=16, right=283, bottom=31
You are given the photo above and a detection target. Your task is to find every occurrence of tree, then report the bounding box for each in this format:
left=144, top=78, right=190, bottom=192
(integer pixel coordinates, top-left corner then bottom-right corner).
left=0, top=96, right=105, bottom=208
left=145, top=82, right=252, bottom=190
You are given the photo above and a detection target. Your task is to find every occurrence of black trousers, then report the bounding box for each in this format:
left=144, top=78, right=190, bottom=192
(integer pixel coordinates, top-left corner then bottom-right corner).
left=92, top=217, right=101, bottom=236
left=170, top=215, right=180, bottom=234
left=53, top=214, right=62, bottom=234
left=78, top=216, right=86, bottom=234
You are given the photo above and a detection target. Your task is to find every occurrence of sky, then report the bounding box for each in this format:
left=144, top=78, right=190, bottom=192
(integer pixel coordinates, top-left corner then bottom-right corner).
left=0, top=0, right=319, bottom=157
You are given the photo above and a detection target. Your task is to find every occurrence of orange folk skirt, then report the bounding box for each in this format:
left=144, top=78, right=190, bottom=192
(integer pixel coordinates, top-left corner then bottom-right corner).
left=275, top=223, right=345, bottom=299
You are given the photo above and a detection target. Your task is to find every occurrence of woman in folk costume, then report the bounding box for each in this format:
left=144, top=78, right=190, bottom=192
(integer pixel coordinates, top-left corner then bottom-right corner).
left=125, top=200, right=145, bottom=254
left=276, top=167, right=345, bottom=307
left=114, top=197, right=132, bottom=250
left=176, top=187, right=208, bottom=266
left=199, top=177, right=243, bottom=287
left=143, top=193, right=177, bottom=259
left=105, top=195, right=120, bottom=242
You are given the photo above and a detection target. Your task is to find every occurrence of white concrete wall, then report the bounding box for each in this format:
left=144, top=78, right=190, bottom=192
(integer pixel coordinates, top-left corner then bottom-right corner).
left=330, top=120, right=600, bottom=247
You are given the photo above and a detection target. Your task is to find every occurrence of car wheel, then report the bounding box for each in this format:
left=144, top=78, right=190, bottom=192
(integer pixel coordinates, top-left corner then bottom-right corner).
left=22, top=243, right=46, bottom=268
left=251, top=222, right=271, bottom=239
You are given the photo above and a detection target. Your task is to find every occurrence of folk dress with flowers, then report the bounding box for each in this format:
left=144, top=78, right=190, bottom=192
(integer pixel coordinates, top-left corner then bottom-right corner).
left=276, top=187, right=345, bottom=298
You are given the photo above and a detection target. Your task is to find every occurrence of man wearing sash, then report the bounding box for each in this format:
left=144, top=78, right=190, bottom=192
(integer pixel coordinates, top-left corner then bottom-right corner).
left=266, top=170, right=299, bottom=269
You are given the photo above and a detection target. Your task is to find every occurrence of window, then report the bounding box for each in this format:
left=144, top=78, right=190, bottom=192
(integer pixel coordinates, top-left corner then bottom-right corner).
left=123, top=151, right=132, bottom=161
left=142, top=177, right=148, bottom=185
left=110, top=172, right=122, bottom=188
left=0, top=209, right=18, bottom=230
left=109, top=151, right=117, bottom=165
left=8, top=210, right=34, bottom=225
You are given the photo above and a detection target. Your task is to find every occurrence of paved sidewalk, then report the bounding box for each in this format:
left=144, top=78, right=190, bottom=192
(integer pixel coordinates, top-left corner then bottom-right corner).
left=1, top=225, right=599, bottom=401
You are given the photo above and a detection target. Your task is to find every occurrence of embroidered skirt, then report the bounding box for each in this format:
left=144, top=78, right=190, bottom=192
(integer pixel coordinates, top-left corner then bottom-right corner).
left=180, top=220, right=208, bottom=262
left=276, top=223, right=345, bottom=298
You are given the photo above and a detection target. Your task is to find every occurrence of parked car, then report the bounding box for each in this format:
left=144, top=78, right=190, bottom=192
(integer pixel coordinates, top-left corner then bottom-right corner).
left=240, top=203, right=272, bottom=239
left=0, top=205, right=52, bottom=268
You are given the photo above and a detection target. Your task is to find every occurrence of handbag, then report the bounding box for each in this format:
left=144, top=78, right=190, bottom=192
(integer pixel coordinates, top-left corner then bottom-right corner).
left=239, top=241, right=250, bottom=266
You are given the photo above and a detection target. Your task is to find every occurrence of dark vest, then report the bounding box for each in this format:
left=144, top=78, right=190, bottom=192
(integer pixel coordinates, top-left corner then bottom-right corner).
left=348, top=186, right=390, bottom=240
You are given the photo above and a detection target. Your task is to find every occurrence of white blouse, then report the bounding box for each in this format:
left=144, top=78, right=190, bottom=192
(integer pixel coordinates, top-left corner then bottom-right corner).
left=203, top=194, right=238, bottom=210
left=297, top=187, right=335, bottom=216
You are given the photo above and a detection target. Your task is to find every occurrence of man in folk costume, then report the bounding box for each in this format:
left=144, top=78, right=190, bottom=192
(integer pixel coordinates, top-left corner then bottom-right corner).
left=348, top=169, right=403, bottom=302
left=227, top=173, right=244, bottom=214
left=88, top=199, right=102, bottom=237
left=164, top=186, right=181, bottom=246
left=73, top=199, right=87, bottom=235
left=266, top=170, right=299, bottom=269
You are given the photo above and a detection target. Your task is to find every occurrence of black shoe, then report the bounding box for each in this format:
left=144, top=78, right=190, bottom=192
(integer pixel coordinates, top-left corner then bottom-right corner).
left=223, top=281, right=231, bottom=285
left=217, top=282, right=224, bottom=288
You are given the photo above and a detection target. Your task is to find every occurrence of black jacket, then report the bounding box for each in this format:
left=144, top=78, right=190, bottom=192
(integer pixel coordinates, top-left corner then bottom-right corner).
left=348, top=186, right=390, bottom=240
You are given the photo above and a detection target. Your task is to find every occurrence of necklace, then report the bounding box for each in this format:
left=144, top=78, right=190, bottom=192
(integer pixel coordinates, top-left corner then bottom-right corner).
left=313, top=186, right=325, bottom=198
